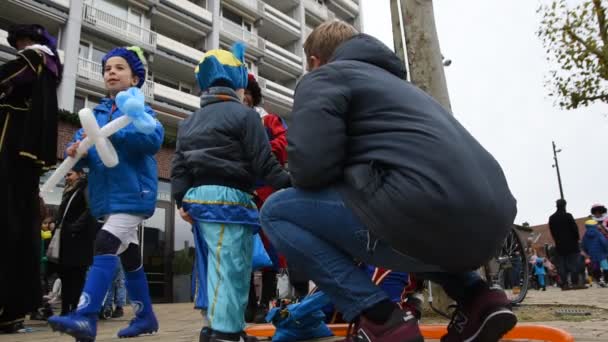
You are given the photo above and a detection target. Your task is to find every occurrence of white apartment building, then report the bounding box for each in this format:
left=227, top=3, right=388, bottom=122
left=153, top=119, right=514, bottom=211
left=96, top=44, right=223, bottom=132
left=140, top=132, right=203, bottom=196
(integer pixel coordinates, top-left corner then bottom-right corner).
left=0, top=0, right=362, bottom=134
left=0, top=0, right=361, bottom=302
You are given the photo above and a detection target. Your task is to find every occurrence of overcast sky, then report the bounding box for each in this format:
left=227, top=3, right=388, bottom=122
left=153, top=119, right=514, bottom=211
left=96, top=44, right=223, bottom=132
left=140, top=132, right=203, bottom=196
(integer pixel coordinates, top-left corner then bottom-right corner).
left=360, top=0, right=608, bottom=226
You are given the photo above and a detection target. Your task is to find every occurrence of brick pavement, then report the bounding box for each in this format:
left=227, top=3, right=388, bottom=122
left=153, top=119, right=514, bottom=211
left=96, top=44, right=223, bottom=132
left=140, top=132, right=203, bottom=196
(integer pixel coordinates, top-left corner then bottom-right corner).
left=2, top=286, right=608, bottom=341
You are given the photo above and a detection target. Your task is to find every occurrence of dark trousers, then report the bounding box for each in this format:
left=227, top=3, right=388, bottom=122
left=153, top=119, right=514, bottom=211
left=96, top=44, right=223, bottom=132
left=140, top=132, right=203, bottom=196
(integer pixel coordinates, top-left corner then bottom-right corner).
left=557, top=253, right=581, bottom=286
left=0, top=157, right=42, bottom=325
left=59, top=266, right=88, bottom=315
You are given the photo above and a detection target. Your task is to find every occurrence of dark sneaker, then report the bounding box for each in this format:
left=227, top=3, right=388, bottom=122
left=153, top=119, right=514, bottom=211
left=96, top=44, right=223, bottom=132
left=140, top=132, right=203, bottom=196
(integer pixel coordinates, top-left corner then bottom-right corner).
left=111, top=306, right=124, bottom=318
left=199, top=327, right=211, bottom=342
left=441, top=288, right=517, bottom=342
left=99, top=307, right=112, bottom=320
left=339, top=309, right=423, bottom=342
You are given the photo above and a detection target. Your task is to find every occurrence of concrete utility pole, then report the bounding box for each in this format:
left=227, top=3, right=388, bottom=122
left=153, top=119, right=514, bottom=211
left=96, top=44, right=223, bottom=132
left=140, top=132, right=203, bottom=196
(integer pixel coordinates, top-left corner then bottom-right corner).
left=552, top=141, right=565, bottom=200
left=390, top=0, right=453, bottom=312
left=390, top=0, right=451, bottom=111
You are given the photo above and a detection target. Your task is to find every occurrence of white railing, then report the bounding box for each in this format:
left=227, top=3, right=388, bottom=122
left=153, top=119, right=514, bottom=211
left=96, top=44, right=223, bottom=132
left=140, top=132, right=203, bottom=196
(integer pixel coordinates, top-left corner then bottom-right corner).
left=77, top=57, right=154, bottom=99
left=156, top=34, right=205, bottom=63
left=257, top=76, right=294, bottom=106
left=221, top=19, right=265, bottom=50
left=77, top=57, right=104, bottom=82
left=154, top=82, right=199, bottom=109
left=264, top=4, right=300, bottom=30
left=161, top=0, right=212, bottom=22
left=332, top=0, right=359, bottom=16
left=82, top=4, right=157, bottom=48
left=304, top=0, right=329, bottom=20
left=232, top=0, right=258, bottom=11
left=47, top=0, right=70, bottom=10
left=265, top=41, right=302, bottom=70
left=0, top=29, right=9, bottom=48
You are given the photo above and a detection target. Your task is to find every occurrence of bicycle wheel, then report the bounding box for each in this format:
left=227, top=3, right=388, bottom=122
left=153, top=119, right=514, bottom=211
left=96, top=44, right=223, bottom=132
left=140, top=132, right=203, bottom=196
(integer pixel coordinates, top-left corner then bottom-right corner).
left=484, top=228, right=529, bottom=305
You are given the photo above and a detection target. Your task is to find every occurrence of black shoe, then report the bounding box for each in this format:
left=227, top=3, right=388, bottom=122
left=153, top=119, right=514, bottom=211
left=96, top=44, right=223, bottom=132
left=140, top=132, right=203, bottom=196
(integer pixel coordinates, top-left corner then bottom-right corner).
left=199, top=327, right=211, bottom=342
left=99, top=307, right=112, bottom=320
left=253, top=305, right=268, bottom=324
left=29, top=311, right=47, bottom=321
left=111, top=306, right=123, bottom=318
left=209, top=330, right=259, bottom=342
left=0, top=320, right=24, bottom=334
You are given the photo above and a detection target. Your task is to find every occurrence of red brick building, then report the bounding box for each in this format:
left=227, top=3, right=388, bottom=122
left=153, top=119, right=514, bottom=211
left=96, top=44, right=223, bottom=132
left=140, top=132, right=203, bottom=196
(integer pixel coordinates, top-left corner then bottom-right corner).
left=530, top=217, right=590, bottom=256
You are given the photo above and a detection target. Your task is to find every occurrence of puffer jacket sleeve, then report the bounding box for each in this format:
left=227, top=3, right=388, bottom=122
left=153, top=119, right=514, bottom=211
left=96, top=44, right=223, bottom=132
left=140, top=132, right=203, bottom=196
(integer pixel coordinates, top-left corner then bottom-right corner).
left=171, top=136, right=192, bottom=209
left=111, top=106, right=164, bottom=155
left=287, top=65, right=350, bottom=188
left=242, top=109, right=290, bottom=190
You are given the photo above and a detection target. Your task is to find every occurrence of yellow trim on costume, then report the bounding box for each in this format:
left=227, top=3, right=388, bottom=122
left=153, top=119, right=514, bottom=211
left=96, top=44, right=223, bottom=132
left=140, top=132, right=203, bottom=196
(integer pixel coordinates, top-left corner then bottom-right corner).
left=0, top=65, right=29, bottom=86
left=19, top=151, right=47, bottom=165
left=182, top=199, right=256, bottom=209
left=194, top=49, right=244, bottom=73
left=0, top=103, right=29, bottom=111
left=0, top=114, right=10, bottom=153
left=209, top=224, right=226, bottom=323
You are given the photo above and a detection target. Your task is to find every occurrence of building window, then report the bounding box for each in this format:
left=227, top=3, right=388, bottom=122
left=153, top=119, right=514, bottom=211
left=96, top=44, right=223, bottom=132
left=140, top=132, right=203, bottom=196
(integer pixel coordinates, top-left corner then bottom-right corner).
left=73, top=96, right=85, bottom=113
left=79, top=41, right=107, bottom=64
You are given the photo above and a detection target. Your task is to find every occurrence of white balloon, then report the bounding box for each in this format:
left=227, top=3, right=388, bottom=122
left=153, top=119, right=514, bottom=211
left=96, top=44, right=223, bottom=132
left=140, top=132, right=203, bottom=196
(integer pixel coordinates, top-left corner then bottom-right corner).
left=41, top=108, right=133, bottom=193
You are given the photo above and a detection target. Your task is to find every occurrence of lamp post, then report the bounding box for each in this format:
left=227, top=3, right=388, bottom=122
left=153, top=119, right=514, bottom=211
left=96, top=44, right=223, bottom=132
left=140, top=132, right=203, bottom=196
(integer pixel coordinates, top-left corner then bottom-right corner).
left=552, top=141, right=565, bottom=200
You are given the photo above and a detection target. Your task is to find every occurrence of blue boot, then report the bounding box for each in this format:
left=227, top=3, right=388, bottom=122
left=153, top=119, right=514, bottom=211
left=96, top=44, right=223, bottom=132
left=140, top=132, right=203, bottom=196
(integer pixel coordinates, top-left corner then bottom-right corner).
left=48, top=255, right=119, bottom=341
left=117, top=267, right=159, bottom=338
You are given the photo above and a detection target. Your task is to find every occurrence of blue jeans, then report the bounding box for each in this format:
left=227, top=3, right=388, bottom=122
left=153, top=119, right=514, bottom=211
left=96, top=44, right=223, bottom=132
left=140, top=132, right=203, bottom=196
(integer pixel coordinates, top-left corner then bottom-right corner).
left=103, top=263, right=126, bottom=309
left=260, top=188, right=481, bottom=321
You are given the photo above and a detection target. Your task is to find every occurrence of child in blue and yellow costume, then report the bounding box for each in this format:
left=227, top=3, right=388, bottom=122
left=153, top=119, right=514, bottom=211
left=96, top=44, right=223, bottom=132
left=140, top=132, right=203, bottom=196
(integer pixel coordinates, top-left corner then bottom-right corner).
left=171, top=43, right=290, bottom=342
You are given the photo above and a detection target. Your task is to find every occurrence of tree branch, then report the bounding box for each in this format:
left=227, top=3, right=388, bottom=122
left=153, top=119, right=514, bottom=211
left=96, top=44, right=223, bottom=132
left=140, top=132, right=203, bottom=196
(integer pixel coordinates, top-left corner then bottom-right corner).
left=564, top=25, right=608, bottom=65
left=592, top=0, right=608, bottom=51
left=574, top=93, right=608, bottom=103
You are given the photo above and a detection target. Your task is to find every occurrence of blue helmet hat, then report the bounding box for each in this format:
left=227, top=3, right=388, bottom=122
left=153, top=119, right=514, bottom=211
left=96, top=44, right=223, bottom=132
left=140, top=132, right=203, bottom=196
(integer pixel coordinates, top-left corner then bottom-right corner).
left=194, top=42, right=248, bottom=91
left=101, top=46, right=147, bottom=88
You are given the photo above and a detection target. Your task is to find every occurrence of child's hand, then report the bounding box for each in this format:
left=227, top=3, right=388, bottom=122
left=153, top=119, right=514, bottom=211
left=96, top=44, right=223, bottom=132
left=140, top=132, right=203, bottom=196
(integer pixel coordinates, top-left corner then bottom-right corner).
left=179, top=207, right=193, bottom=224
left=67, top=140, right=87, bottom=158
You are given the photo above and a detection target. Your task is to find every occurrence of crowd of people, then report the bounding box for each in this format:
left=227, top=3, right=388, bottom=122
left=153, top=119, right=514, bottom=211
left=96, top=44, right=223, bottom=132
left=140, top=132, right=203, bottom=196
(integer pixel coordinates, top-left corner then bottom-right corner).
left=0, top=20, right=523, bottom=342
left=544, top=201, right=608, bottom=290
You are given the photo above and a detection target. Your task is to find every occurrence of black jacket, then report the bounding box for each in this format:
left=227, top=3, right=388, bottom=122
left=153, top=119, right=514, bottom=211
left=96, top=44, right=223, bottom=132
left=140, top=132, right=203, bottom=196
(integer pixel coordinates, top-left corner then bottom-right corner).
left=57, top=179, right=98, bottom=268
left=549, top=210, right=580, bottom=255
left=172, top=87, right=290, bottom=207
left=288, top=34, right=517, bottom=272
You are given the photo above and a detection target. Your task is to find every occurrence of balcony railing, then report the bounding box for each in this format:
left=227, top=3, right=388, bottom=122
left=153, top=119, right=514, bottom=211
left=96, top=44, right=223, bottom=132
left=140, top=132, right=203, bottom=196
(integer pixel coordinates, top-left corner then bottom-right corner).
left=264, top=4, right=300, bottom=32
left=156, top=34, right=204, bottom=64
left=82, top=4, right=157, bottom=48
left=257, top=76, right=294, bottom=106
left=220, top=19, right=265, bottom=51
left=77, top=57, right=154, bottom=99
left=154, top=82, right=200, bottom=110
left=161, top=0, right=212, bottom=23
left=265, top=41, right=302, bottom=71
left=0, top=29, right=10, bottom=49
left=304, top=0, right=329, bottom=21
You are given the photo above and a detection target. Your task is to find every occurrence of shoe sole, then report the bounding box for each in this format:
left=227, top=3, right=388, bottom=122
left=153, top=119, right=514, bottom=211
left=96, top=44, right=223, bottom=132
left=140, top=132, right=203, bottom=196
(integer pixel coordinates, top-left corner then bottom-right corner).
left=465, top=309, right=517, bottom=342
left=118, top=329, right=158, bottom=338
left=48, top=321, right=95, bottom=341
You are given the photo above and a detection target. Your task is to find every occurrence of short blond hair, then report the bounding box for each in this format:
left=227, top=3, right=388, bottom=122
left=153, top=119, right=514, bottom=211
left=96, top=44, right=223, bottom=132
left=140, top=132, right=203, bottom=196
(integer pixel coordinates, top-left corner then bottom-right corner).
left=304, top=20, right=358, bottom=64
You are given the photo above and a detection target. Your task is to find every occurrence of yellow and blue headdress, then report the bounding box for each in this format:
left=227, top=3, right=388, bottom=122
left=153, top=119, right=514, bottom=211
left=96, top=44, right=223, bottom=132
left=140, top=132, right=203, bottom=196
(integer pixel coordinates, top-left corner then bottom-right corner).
left=101, top=46, right=147, bottom=88
left=195, top=42, right=248, bottom=91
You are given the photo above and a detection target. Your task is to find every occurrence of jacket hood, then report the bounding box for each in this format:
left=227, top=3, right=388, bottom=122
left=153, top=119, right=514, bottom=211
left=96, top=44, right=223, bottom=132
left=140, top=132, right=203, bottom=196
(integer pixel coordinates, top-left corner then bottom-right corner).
left=329, top=34, right=407, bottom=79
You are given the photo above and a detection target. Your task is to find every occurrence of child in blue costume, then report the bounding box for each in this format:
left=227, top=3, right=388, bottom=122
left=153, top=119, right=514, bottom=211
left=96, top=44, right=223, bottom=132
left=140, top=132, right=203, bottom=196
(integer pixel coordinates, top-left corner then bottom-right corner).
left=534, top=257, right=547, bottom=291
left=48, top=46, right=164, bottom=341
left=171, top=44, right=290, bottom=342
left=582, top=219, right=608, bottom=286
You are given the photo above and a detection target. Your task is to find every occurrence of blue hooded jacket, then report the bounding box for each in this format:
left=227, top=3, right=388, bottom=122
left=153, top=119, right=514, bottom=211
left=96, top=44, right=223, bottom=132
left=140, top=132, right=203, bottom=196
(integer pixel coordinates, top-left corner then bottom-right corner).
left=69, top=98, right=164, bottom=218
left=582, top=223, right=608, bottom=263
